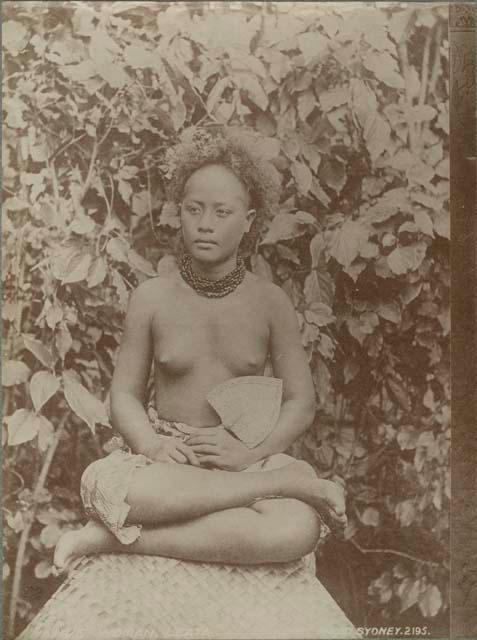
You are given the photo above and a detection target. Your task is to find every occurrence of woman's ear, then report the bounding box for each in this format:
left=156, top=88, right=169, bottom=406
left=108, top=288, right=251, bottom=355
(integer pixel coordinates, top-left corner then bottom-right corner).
left=245, top=209, right=256, bottom=233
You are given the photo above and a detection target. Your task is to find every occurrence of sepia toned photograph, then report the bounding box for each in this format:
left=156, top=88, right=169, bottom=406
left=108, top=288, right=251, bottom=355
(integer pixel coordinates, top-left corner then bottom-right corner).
left=2, top=1, right=470, bottom=639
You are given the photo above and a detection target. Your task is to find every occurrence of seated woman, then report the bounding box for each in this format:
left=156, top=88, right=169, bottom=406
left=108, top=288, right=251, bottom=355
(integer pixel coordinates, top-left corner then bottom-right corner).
left=54, top=127, right=347, bottom=571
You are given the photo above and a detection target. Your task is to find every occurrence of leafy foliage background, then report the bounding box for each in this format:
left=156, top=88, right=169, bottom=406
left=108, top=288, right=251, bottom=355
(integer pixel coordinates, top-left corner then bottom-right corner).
left=2, top=2, right=449, bottom=637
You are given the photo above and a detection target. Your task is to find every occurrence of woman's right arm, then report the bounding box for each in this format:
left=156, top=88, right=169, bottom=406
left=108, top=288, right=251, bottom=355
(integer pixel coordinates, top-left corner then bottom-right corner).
left=110, top=282, right=158, bottom=456
left=110, top=281, right=199, bottom=466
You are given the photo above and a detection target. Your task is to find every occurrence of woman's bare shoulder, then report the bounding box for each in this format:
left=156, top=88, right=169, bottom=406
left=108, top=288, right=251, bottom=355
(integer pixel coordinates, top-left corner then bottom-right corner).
left=129, top=274, right=181, bottom=309
left=246, top=272, right=294, bottom=313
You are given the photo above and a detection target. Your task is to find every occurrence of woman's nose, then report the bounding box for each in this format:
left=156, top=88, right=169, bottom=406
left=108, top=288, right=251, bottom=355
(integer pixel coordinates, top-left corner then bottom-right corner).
left=197, top=210, right=214, bottom=231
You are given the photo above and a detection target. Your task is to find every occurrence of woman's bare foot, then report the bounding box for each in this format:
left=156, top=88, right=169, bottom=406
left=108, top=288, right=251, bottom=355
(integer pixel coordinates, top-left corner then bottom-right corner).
left=286, top=461, right=348, bottom=532
left=53, top=520, right=110, bottom=573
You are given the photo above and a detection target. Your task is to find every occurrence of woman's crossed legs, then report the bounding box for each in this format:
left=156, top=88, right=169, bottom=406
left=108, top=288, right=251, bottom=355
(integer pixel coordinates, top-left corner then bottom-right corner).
left=54, top=458, right=346, bottom=570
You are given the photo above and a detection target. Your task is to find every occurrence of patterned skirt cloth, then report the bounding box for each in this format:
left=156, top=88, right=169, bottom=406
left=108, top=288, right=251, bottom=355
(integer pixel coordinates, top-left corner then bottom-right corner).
left=80, top=406, right=329, bottom=545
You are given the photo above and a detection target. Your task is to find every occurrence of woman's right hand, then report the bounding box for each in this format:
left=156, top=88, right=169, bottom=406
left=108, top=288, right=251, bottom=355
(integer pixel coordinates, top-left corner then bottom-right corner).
left=143, top=435, right=200, bottom=466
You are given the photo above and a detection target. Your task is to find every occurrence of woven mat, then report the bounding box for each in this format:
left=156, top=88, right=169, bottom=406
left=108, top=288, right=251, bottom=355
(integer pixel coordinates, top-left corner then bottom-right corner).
left=18, top=553, right=361, bottom=640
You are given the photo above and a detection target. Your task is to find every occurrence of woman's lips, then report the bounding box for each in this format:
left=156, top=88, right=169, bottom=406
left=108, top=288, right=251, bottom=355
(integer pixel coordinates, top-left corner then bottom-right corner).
left=195, top=240, right=217, bottom=246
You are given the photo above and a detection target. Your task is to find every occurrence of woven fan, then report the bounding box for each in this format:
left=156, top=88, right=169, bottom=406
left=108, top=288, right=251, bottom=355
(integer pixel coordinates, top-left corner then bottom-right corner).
left=206, top=376, right=283, bottom=448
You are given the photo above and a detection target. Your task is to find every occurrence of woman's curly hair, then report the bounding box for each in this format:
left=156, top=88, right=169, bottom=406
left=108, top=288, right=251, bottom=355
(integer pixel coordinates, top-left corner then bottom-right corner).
left=162, top=126, right=280, bottom=251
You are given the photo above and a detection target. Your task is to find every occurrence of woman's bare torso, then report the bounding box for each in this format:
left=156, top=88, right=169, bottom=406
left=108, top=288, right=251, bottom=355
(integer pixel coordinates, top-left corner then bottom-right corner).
left=151, top=273, right=270, bottom=427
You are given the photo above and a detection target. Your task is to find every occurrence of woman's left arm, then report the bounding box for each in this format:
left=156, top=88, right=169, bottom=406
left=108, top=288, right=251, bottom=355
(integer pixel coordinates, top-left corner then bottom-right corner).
left=250, top=285, right=316, bottom=462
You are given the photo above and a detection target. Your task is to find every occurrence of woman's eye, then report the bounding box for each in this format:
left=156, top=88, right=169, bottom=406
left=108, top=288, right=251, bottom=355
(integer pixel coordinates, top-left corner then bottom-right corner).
left=217, top=209, right=231, bottom=217
left=186, top=205, right=200, bottom=214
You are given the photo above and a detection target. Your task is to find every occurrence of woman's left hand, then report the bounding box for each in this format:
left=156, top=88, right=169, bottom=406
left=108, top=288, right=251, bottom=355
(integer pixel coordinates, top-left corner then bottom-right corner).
left=185, top=427, right=257, bottom=471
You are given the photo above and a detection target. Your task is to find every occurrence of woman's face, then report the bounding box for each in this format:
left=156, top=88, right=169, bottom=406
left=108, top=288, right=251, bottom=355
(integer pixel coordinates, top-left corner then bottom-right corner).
left=180, top=164, right=255, bottom=265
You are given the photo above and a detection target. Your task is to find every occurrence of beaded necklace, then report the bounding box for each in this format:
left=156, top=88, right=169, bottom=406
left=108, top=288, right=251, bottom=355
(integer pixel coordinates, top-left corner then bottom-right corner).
left=180, top=253, right=246, bottom=298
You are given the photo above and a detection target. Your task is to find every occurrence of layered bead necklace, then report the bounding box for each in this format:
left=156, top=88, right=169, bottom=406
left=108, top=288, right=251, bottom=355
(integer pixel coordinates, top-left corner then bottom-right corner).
left=180, top=253, right=246, bottom=298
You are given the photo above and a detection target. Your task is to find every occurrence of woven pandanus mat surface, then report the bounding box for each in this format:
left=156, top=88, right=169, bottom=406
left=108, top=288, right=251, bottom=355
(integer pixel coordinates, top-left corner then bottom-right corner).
left=18, top=553, right=360, bottom=639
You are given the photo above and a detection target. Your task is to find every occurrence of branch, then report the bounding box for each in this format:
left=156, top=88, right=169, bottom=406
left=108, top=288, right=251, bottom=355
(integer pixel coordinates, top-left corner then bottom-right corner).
left=418, top=29, right=433, bottom=108
left=8, top=418, right=67, bottom=639
left=79, top=138, right=99, bottom=205
left=428, top=23, right=443, bottom=99
left=349, top=538, right=441, bottom=568
left=48, top=133, right=86, bottom=163
left=146, top=164, right=160, bottom=240
left=397, top=9, right=418, bottom=154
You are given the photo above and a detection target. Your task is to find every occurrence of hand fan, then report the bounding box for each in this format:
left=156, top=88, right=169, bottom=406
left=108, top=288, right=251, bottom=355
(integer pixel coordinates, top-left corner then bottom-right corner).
left=206, top=376, right=283, bottom=448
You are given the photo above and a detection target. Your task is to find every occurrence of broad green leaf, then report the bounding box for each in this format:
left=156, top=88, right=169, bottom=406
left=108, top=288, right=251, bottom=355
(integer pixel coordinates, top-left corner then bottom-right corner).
left=407, top=162, right=434, bottom=187
left=87, top=257, right=107, bottom=288
left=318, top=157, right=346, bottom=193
left=304, top=269, right=334, bottom=308
left=34, top=560, right=54, bottom=580
left=297, top=32, right=329, bottom=65
left=6, top=409, right=40, bottom=446
left=363, top=52, right=404, bottom=89
left=45, top=302, right=63, bottom=330
left=259, top=137, right=281, bottom=160
left=3, top=21, right=29, bottom=55
left=386, top=377, right=411, bottom=412
left=346, top=315, right=372, bottom=346
left=23, top=334, right=56, bottom=369
left=6, top=511, right=25, bottom=533
left=433, top=210, right=450, bottom=239
left=344, top=260, right=366, bottom=282
left=397, top=425, right=418, bottom=450
left=206, top=77, right=230, bottom=114
left=319, top=87, right=348, bottom=113
left=59, top=60, right=97, bottom=83
left=304, top=302, right=335, bottom=326
left=249, top=254, right=273, bottom=281
left=365, top=188, right=410, bottom=224
left=377, top=301, right=401, bottom=324
left=118, top=179, right=133, bottom=204
left=261, top=212, right=312, bottom=244
left=327, top=220, right=369, bottom=267
left=62, top=253, right=92, bottom=284
left=291, top=162, right=313, bottom=195
left=395, top=499, right=416, bottom=527
left=72, top=7, right=96, bottom=36
left=128, top=249, right=156, bottom=276
left=132, top=191, right=149, bottom=217
left=283, top=137, right=300, bottom=160
left=435, top=157, right=449, bottom=178
left=55, top=323, right=73, bottom=361
left=238, top=74, right=268, bottom=111
left=63, top=371, right=110, bottom=433
left=276, top=244, right=300, bottom=265
left=297, top=90, right=316, bottom=121
left=387, top=243, right=427, bottom=275
left=124, top=44, right=157, bottom=69
left=313, top=357, right=331, bottom=407
left=301, top=143, right=321, bottom=173
left=360, top=507, right=380, bottom=527
left=111, top=270, right=129, bottom=310
left=419, top=585, right=443, bottom=618
left=413, top=210, right=434, bottom=237
left=3, top=361, right=30, bottom=386
left=37, top=416, right=55, bottom=452
left=398, top=578, right=421, bottom=613
left=40, top=524, right=62, bottom=549
left=96, top=62, right=130, bottom=89
left=107, top=237, right=129, bottom=263
left=159, top=201, right=180, bottom=228
left=30, top=371, right=60, bottom=413
left=310, top=233, right=326, bottom=269
left=317, top=333, right=334, bottom=359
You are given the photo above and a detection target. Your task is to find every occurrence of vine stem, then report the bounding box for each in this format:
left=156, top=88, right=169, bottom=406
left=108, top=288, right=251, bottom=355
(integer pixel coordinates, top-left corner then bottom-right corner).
left=349, top=538, right=440, bottom=568
left=8, top=417, right=67, bottom=639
